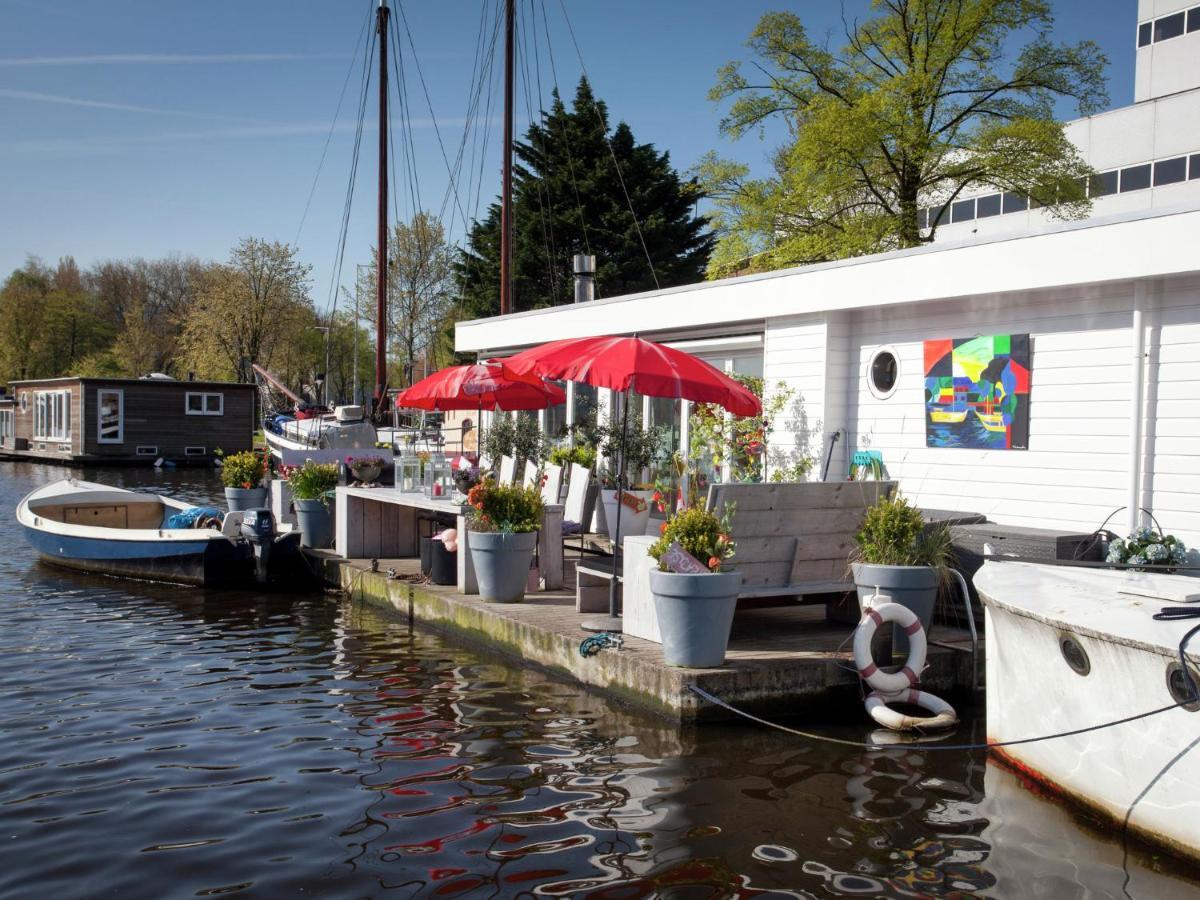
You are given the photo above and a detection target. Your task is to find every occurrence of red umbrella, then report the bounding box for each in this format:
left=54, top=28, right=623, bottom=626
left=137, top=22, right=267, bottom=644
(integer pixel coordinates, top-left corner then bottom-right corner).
left=500, top=335, right=761, bottom=416
left=395, top=364, right=565, bottom=412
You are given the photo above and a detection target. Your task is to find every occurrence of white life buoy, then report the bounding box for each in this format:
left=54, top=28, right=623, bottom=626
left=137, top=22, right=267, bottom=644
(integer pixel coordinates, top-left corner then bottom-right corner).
left=852, top=601, right=927, bottom=694
left=865, top=689, right=958, bottom=732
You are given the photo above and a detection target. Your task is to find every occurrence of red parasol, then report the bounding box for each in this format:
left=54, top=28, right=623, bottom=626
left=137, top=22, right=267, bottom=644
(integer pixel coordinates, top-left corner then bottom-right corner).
left=395, top=364, right=565, bottom=412
left=499, top=335, right=761, bottom=416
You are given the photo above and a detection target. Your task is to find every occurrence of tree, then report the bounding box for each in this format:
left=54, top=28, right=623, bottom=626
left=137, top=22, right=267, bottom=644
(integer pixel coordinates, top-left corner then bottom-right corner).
left=459, top=78, right=714, bottom=318
left=701, top=0, right=1108, bottom=275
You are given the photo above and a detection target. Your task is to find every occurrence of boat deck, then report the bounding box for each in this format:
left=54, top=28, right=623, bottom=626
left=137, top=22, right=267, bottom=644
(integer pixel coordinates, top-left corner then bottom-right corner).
left=312, top=550, right=981, bottom=723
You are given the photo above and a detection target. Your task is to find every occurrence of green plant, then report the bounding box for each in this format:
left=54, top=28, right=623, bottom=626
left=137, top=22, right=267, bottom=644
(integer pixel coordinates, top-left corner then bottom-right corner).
left=287, top=461, right=339, bottom=501
left=599, top=420, right=665, bottom=485
left=481, top=414, right=546, bottom=466
left=549, top=444, right=597, bottom=471
left=853, top=494, right=955, bottom=582
left=648, top=504, right=736, bottom=573
left=466, top=477, right=544, bottom=533
left=690, top=375, right=809, bottom=482
left=1106, top=527, right=1188, bottom=569
left=221, top=450, right=265, bottom=489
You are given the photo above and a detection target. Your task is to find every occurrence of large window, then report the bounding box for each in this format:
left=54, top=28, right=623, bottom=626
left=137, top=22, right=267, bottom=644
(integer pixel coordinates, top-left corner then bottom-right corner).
left=33, top=390, right=71, bottom=441
left=0, top=409, right=12, bottom=443
left=185, top=392, right=224, bottom=416
left=97, top=388, right=124, bottom=443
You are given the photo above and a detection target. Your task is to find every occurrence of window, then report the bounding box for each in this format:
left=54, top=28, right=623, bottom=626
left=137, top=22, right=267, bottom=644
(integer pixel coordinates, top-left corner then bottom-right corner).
left=1154, top=11, right=1186, bottom=42
left=1120, top=163, right=1152, bottom=192
left=1190, top=8, right=1200, bottom=32
left=185, top=392, right=224, bottom=416
left=917, top=208, right=928, bottom=229
left=0, top=409, right=12, bottom=442
left=975, top=194, right=1001, bottom=218
left=1191, top=154, right=1200, bottom=180
left=1001, top=192, right=1028, bottom=213
left=1154, top=156, right=1188, bottom=186
left=184, top=446, right=207, bottom=457
left=97, top=388, right=123, bottom=443
left=951, top=198, right=975, bottom=223
left=1089, top=170, right=1118, bottom=197
left=867, top=348, right=899, bottom=400
left=136, top=446, right=159, bottom=456
left=1138, top=21, right=1152, bottom=46
left=32, top=390, right=70, bottom=441
left=19, top=392, right=27, bottom=412
left=929, top=204, right=950, bottom=227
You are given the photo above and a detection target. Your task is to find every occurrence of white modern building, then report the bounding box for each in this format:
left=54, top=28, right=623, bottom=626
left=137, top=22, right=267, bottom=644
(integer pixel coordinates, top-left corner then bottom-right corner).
left=456, top=1, right=1200, bottom=548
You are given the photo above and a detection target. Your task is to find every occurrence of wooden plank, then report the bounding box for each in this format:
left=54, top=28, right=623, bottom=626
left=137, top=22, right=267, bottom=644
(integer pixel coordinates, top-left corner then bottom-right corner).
left=723, top=508, right=867, bottom=538
left=709, top=480, right=896, bottom=512
left=790, top=557, right=847, bottom=582
left=740, top=580, right=850, bottom=599
left=728, top=536, right=797, bottom=565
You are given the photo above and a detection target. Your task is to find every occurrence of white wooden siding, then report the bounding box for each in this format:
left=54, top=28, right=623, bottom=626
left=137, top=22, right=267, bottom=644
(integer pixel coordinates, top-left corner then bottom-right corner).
left=762, top=316, right=829, bottom=479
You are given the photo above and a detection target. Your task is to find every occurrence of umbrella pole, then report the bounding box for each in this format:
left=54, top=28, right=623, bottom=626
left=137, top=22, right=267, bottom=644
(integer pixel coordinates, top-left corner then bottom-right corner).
left=583, top=386, right=629, bottom=634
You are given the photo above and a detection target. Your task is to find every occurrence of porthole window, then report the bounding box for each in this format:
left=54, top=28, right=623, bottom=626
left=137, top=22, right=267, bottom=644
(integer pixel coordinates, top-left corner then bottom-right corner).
left=1166, top=662, right=1200, bottom=712
left=867, top=348, right=899, bottom=400
left=1060, top=635, right=1091, bottom=677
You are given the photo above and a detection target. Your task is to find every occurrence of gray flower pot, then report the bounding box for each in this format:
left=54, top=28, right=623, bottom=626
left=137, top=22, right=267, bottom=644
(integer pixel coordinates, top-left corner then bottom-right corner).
left=852, top=562, right=938, bottom=654
left=650, top=568, right=742, bottom=668
left=225, top=486, right=267, bottom=512
left=468, top=530, right=538, bottom=603
left=294, top=498, right=332, bottom=549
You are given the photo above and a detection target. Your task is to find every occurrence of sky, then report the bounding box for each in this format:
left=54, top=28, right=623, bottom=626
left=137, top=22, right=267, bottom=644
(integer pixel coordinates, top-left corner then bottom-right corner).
left=0, top=0, right=1137, bottom=316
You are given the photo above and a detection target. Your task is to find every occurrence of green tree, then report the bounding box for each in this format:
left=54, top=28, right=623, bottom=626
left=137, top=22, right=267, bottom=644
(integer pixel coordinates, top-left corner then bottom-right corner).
left=459, top=78, right=714, bottom=318
left=702, top=0, right=1108, bottom=275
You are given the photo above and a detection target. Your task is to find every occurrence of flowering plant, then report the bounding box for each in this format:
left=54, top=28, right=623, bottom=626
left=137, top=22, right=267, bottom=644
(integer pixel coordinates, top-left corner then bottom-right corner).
left=346, top=454, right=386, bottom=469
left=648, top=504, right=736, bottom=573
left=220, top=450, right=265, bottom=490
left=466, top=477, right=544, bottom=534
left=1106, top=527, right=1188, bottom=570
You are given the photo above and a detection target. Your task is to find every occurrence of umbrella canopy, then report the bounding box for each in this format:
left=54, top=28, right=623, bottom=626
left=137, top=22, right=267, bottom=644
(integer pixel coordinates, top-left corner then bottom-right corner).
left=500, top=335, right=762, bottom=416
left=395, top=364, right=565, bottom=412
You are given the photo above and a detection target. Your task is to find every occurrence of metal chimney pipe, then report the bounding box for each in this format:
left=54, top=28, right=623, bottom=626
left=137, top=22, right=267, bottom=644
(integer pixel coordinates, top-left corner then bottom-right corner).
left=573, top=254, right=596, bottom=303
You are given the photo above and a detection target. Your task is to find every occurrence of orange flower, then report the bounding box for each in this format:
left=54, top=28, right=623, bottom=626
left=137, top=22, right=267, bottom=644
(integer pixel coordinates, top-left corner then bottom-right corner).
left=707, top=556, right=721, bottom=571
left=659, top=521, right=668, bottom=535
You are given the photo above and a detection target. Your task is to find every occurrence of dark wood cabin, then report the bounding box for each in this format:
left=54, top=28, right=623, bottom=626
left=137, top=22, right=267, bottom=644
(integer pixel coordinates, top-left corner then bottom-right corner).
left=0, top=376, right=255, bottom=465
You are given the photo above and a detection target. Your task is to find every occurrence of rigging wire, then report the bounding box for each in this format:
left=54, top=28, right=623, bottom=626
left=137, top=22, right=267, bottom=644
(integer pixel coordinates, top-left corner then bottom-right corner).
left=390, top=12, right=423, bottom=221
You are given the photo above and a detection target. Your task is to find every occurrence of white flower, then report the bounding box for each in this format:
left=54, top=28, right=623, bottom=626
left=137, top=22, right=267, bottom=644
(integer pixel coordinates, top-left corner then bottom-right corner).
left=1128, top=553, right=1148, bottom=566
left=1146, top=543, right=1169, bottom=561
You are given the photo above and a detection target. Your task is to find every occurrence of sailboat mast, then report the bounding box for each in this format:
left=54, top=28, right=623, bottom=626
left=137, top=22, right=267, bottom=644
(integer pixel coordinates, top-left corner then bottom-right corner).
left=500, top=0, right=514, bottom=316
left=374, top=0, right=390, bottom=410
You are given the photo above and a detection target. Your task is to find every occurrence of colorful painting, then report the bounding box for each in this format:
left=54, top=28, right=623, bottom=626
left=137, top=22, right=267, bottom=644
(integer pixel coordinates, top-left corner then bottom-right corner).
left=923, top=334, right=1030, bottom=450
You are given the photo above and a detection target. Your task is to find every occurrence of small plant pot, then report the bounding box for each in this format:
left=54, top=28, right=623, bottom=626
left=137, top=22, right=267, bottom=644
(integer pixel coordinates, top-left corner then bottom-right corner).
left=650, top=568, right=742, bottom=668
left=350, top=464, right=382, bottom=485
left=852, top=563, right=938, bottom=654
left=599, top=489, right=654, bottom=543
left=225, top=486, right=267, bottom=513
left=468, top=531, right=538, bottom=603
left=294, top=498, right=332, bottom=549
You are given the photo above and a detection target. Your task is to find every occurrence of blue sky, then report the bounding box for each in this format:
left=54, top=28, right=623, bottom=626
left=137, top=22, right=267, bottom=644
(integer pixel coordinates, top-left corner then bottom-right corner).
left=0, top=0, right=1135, bottom=313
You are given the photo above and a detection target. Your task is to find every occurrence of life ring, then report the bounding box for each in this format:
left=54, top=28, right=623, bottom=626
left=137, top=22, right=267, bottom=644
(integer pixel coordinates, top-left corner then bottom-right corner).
left=852, top=601, right=927, bottom=694
left=865, top=689, right=958, bottom=732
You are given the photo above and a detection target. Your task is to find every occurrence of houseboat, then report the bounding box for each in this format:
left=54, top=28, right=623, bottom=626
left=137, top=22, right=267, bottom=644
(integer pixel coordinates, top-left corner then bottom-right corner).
left=0, top=376, right=255, bottom=466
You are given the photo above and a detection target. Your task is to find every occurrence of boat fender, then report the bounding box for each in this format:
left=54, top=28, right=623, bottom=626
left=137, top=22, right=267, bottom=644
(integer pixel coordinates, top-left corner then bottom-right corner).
left=865, top=689, right=958, bottom=732
left=853, top=600, right=927, bottom=694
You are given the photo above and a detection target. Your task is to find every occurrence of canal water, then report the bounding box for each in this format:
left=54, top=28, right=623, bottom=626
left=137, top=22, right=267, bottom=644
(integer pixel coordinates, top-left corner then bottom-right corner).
left=2, top=462, right=1198, bottom=899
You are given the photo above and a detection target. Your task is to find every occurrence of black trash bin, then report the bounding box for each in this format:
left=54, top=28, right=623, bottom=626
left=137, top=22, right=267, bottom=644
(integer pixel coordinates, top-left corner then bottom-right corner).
left=430, top=541, right=457, bottom=585
left=419, top=537, right=433, bottom=576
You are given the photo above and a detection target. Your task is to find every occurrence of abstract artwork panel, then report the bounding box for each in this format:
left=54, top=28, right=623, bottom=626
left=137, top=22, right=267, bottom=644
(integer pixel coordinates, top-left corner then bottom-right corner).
left=923, top=334, right=1030, bottom=450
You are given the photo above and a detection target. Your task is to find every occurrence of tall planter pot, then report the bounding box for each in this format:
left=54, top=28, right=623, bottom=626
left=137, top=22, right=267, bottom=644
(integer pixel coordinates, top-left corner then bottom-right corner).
left=599, top=489, right=654, bottom=543
left=225, top=486, right=268, bottom=513
left=650, top=568, right=742, bottom=668
left=294, top=498, right=332, bottom=549
left=851, top=563, right=938, bottom=654
left=468, top=531, right=538, bottom=603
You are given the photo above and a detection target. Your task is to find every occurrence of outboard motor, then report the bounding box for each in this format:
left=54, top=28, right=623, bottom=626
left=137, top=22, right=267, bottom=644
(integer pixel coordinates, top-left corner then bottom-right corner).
left=240, top=507, right=276, bottom=584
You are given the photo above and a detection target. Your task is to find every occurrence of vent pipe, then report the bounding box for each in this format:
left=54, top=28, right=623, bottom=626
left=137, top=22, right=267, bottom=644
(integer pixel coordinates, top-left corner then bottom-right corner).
left=573, top=254, right=596, bottom=304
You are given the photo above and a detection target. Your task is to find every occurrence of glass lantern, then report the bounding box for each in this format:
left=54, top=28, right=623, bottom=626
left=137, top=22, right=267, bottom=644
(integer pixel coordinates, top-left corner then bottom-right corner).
left=423, top=453, right=453, bottom=499
left=396, top=453, right=422, bottom=493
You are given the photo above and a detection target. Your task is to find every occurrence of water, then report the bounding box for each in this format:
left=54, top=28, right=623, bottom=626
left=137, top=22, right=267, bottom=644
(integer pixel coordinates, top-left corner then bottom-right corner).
left=1, top=462, right=1198, bottom=898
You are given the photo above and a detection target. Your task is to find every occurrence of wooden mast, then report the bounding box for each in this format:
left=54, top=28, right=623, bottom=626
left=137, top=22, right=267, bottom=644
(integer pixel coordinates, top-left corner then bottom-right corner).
left=500, top=0, right=514, bottom=316
left=374, top=0, right=390, bottom=412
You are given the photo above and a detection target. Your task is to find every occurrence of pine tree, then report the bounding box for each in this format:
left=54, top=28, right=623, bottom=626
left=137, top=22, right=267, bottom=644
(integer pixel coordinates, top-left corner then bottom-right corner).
left=458, top=78, right=714, bottom=319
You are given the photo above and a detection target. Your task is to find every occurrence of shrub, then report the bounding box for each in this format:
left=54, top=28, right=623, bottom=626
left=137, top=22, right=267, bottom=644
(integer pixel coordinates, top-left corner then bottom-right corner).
left=481, top=414, right=545, bottom=466
left=287, top=461, right=339, bottom=501
left=466, top=477, right=544, bottom=533
left=648, top=504, right=736, bottom=573
left=549, top=444, right=597, bottom=471
left=598, top=420, right=665, bottom=486
left=221, top=450, right=266, bottom=489
left=853, top=494, right=954, bottom=578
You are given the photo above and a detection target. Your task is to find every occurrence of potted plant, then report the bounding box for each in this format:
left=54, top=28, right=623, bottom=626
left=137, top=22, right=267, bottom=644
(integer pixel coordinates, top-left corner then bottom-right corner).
left=647, top=504, right=740, bottom=667
left=1106, top=526, right=1188, bottom=571
left=221, top=450, right=267, bottom=512
left=597, top=421, right=664, bottom=541
left=287, top=460, right=339, bottom=548
left=466, top=477, right=545, bottom=603
left=346, top=454, right=385, bottom=486
left=851, top=494, right=954, bottom=650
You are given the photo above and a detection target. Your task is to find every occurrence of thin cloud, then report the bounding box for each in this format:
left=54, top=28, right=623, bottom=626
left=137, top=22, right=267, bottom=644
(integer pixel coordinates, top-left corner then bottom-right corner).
left=0, top=52, right=339, bottom=67
left=0, top=88, right=255, bottom=121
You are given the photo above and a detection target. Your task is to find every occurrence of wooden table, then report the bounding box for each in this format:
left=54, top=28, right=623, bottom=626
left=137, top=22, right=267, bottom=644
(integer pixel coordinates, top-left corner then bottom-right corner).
left=334, top=486, right=564, bottom=593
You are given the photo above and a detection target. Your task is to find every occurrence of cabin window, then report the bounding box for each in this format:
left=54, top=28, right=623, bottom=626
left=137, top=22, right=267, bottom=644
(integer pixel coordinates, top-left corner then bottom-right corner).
left=1153, top=156, right=1188, bottom=186
left=1154, top=11, right=1186, bottom=42
left=184, top=446, right=207, bottom=456
left=0, top=409, right=12, bottom=442
left=97, top=388, right=124, bottom=444
left=1120, top=163, right=1152, bottom=192
left=33, top=390, right=71, bottom=441
left=1089, top=170, right=1118, bottom=197
left=867, top=348, right=900, bottom=400
left=136, top=446, right=158, bottom=456
left=185, top=392, right=224, bottom=416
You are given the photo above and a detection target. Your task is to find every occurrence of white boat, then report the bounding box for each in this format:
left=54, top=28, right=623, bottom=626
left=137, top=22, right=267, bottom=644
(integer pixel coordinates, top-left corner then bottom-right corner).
left=976, top=560, right=1200, bottom=864
left=17, top=479, right=299, bottom=587
left=263, top=405, right=377, bottom=458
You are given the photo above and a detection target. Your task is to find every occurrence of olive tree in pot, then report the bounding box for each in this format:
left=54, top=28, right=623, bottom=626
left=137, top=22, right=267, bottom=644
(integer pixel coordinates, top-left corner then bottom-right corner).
left=287, top=461, right=339, bottom=548
left=647, top=504, right=740, bottom=667
left=851, top=494, right=954, bottom=652
left=466, top=478, right=544, bottom=603
left=221, top=450, right=267, bottom=512
left=598, top=421, right=664, bottom=541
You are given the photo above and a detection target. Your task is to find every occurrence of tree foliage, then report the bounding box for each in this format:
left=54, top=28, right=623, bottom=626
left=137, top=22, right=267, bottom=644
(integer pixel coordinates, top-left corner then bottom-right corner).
left=459, top=78, right=714, bottom=318
left=702, top=0, right=1108, bottom=275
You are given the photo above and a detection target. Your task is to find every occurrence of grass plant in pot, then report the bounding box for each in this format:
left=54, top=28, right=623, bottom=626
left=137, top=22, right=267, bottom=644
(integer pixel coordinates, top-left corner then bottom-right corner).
left=851, top=494, right=954, bottom=653
left=647, top=504, right=740, bottom=667
left=598, top=421, right=664, bottom=541
left=466, top=477, right=544, bottom=603
left=287, top=461, right=339, bottom=549
left=221, top=450, right=267, bottom=512
left=346, top=454, right=385, bottom=486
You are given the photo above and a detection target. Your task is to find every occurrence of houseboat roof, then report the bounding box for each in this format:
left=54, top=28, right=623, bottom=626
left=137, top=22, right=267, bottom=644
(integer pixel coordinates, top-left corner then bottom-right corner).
left=456, top=202, right=1200, bottom=354
left=7, top=376, right=255, bottom=390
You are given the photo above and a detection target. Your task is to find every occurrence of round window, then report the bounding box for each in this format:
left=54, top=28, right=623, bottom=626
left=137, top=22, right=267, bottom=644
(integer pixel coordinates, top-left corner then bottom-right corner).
left=867, top=348, right=899, bottom=399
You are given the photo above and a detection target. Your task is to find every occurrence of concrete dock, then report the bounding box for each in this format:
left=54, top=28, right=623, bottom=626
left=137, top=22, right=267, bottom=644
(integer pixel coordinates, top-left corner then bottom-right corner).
left=313, top=552, right=980, bottom=723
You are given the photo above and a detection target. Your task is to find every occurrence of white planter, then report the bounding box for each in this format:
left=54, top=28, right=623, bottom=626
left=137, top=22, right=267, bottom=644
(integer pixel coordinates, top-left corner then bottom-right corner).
left=599, top=489, right=654, bottom=543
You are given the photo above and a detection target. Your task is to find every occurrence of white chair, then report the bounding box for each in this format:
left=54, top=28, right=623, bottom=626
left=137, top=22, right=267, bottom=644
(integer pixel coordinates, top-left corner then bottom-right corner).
left=540, top=463, right=563, bottom=506
left=498, top=455, right=516, bottom=485
left=523, top=459, right=541, bottom=490
left=561, top=463, right=591, bottom=536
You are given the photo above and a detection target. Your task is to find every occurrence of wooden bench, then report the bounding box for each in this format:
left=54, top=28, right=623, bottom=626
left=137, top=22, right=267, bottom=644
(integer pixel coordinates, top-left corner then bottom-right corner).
left=623, top=480, right=896, bottom=643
